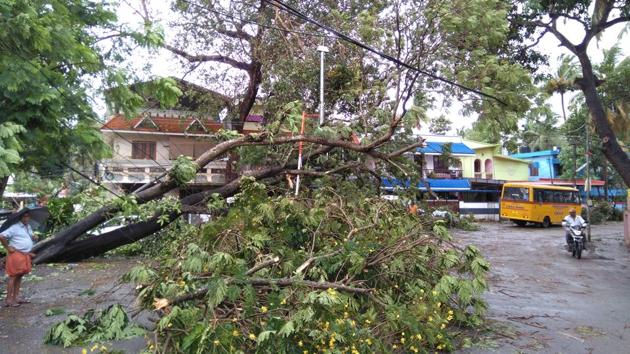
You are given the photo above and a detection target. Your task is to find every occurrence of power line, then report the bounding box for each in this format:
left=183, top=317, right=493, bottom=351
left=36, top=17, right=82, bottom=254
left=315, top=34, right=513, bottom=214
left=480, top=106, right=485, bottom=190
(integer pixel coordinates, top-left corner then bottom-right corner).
left=263, top=0, right=507, bottom=105
left=178, top=0, right=334, bottom=38
left=58, top=162, right=122, bottom=198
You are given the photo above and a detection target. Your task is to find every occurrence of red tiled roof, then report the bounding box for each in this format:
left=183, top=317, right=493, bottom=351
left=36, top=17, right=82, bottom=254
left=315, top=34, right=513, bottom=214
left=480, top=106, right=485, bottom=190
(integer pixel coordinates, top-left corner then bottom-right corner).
left=102, top=113, right=223, bottom=134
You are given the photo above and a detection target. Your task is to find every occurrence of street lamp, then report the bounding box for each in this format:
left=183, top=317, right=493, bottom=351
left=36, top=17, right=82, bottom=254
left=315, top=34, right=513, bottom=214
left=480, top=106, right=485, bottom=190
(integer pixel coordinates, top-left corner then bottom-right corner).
left=317, top=45, right=329, bottom=127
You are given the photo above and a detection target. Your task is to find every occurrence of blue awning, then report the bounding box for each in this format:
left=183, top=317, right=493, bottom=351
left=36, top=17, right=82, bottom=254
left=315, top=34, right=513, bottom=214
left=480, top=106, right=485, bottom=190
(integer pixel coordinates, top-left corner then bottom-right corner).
left=381, top=177, right=470, bottom=191
left=418, top=179, right=470, bottom=191
left=416, top=142, right=475, bottom=155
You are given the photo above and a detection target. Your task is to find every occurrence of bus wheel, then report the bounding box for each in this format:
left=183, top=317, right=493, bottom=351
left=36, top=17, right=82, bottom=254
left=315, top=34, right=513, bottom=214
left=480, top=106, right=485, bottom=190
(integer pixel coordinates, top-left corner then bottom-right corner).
left=541, top=216, right=551, bottom=228
left=514, top=220, right=526, bottom=227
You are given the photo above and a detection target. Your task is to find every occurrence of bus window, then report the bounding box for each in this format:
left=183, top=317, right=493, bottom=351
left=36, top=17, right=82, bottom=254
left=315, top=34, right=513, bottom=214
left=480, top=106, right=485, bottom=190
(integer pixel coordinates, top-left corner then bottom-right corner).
left=534, top=190, right=544, bottom=202
left=503, top=187, right=529, bottom=201
left=544, top=190, right=554, bottom=202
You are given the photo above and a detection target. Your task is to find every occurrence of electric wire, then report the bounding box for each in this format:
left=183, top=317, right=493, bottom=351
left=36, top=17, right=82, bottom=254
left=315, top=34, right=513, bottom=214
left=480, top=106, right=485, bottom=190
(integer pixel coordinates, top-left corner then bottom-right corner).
left=262, top=0, right=507, bottom=105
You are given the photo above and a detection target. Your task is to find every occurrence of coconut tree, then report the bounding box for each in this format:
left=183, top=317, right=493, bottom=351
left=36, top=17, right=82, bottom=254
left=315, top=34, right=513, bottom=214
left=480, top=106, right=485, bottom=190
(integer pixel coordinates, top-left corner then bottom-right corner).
left=545, top=54, right=579, bottom=122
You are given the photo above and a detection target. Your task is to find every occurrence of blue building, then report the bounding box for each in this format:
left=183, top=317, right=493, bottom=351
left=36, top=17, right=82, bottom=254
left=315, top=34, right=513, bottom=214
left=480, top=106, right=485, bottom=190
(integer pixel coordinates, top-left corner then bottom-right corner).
left=510, top=149, right=561, bottom=181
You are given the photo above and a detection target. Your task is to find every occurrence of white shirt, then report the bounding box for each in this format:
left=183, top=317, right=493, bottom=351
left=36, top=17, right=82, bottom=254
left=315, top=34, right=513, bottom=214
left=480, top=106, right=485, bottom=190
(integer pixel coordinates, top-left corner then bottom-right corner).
left=0, top=222, right=34, bottom=252
left=563, top=215, right=585, bottom=228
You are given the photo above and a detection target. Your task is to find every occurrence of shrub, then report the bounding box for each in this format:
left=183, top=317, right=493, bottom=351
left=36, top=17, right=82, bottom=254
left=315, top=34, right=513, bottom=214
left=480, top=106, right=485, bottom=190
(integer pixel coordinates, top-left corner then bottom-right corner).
left=587, top=200, right=614, bottom=224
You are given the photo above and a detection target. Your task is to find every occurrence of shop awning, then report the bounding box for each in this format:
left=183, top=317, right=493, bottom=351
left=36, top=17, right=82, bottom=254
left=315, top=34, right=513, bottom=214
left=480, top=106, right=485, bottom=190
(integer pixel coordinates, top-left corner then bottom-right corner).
left=381, top=178, right=470, bottom=191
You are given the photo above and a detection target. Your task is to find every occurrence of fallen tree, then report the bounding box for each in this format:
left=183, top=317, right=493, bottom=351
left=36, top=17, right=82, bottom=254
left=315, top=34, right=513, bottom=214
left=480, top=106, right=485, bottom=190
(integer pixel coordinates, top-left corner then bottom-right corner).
left=119, top=180, right=490, bottom=353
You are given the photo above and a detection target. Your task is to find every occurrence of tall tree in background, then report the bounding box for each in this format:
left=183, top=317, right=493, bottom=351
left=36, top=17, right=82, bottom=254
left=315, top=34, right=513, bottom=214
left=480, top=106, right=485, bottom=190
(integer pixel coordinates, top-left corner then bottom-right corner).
left=545, top=54, right=578, bottom=122
left=510, top=0, right=630, bottom=186
left=0, top=0, right=177, bottom=195
left=428, top=115, right=452, bottom=135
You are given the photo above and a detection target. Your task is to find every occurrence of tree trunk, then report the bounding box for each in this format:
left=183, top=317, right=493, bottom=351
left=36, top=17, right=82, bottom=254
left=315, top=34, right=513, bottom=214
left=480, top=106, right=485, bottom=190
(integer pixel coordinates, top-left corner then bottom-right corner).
left=34, top=163, right=302, bottom=263
left=576, top=52, right=630, bottom=187
left=603, top=158, right=609, bottom=200
left=0, top=176, right=8, bottom=201
left=560, top=92, right=567, bottom=122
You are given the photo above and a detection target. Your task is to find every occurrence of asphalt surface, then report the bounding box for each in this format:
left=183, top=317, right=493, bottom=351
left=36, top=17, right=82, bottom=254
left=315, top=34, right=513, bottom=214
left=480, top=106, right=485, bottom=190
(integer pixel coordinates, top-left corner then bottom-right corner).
left=455, top=221, right=630, bottom=354
left=0, top=222, right=628, bottom=353
left=0, top=257, right=145, bottom=354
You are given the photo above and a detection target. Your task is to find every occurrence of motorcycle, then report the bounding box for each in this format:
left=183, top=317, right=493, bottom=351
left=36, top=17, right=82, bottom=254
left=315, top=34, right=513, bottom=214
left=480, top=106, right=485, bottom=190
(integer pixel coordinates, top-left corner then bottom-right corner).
left=562, top=222, right=588, bottom=259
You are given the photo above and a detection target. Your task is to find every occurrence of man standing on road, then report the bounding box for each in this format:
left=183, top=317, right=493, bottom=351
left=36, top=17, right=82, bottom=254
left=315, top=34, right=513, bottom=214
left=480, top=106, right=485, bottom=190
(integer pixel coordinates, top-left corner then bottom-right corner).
left=563, top=208, right=586, bottom=248
left=0, top=211, right=37, bottom=307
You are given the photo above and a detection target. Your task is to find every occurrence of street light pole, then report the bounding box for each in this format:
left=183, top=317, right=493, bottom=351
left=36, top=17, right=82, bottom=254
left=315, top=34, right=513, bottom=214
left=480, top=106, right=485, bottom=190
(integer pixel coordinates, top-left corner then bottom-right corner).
left=586, top=120, right=592, bottom=242
left=317, top=45, right=329, bottom=127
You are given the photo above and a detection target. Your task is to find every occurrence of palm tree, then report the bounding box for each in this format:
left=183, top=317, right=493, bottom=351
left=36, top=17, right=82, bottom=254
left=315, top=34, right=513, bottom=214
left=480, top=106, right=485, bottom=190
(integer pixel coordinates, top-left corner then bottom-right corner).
left=545, top=54, right=578, bottom=122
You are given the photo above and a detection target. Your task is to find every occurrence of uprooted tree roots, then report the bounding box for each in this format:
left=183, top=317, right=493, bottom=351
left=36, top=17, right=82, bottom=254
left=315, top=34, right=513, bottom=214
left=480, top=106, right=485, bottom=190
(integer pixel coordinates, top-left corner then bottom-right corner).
left=122, top=180, right=489, bottom=353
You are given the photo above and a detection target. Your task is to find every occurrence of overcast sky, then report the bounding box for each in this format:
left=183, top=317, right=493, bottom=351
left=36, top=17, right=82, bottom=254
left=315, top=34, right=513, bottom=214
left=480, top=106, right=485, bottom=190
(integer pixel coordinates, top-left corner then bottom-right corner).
left=115, top=1, right=629, bottom=134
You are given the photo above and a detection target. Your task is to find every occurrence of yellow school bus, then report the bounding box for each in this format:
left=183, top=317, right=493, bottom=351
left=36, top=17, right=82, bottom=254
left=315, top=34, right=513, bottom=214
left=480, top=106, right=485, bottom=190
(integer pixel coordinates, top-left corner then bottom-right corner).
left=500, top=183, right=582, bottom=227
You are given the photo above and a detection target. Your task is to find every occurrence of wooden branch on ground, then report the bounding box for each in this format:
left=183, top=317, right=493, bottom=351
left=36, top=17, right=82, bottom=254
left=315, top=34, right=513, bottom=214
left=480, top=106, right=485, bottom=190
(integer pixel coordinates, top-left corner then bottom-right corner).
left=168, top=276, right=374, bottom=306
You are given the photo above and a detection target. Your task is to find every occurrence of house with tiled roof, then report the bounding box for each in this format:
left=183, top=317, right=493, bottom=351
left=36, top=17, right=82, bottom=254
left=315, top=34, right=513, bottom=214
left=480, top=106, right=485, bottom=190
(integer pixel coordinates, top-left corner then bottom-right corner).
left=99, top=79, right=249, bottom=193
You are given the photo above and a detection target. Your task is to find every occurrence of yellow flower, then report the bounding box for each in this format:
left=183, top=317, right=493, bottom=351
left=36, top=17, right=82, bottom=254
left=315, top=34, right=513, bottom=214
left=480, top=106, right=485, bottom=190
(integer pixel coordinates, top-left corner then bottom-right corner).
left=447, top=310, right=453, bottom=315
left=366, top=338, right=372, bottom=345
left=392, top=344, right=398, bottom=349
left=260, top=306, right=268, bottom=313
left=249, top=333, right=257, bottom=340
left=364, top=319, right=371, bottom=324
left=428, top=316, right=433, bottom=322
left=400, top=337, right=406, bottom=344
left=432, top=290, right=437, bottom=296
left=437, top=344, right=444, bottom=350
left=327, top=288, right=337, bottom=296
left=415, top=334, right=422, bottom=340
left=437, top=334, right=443, bottom=339
left=280, top=298, right=287, bottom=305
left=298, top=340, right=303, bottom=347
left=82, top=349, right=87, bottom=354
left=232, top=329, right=240, bottom=337
left=420, top=289, right=424, bottom=293
left=410, top=345, right=419, bottom=353
left=441, top=323, right=446, bottom=329
left=90, top=344, right=99, bottom=352
left=436, top=302, right=441, bottom=308
left=344, top=311, right=349, bottom=319
left=303, top=351, right=309, bottom=354
left=213, top=340, right=220, bottom=345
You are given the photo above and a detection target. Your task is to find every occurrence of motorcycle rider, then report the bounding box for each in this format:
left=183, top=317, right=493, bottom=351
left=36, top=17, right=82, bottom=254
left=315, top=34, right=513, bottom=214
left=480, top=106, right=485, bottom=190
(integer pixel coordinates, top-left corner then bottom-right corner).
left=563, top=208, right=586, bottom=248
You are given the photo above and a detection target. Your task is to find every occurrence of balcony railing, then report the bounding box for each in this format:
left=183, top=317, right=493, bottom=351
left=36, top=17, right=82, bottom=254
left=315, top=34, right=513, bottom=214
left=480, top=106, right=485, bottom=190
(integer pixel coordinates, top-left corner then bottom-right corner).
left=100, top=159, right=227, bottom=185
left=423, top=169, right=463, bottom=179
left=474, top=172, right=493, bottom=179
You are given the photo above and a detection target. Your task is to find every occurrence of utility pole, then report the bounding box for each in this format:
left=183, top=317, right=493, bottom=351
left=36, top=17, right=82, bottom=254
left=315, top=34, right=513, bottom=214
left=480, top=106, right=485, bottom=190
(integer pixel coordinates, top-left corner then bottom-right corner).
left=585, top=121, right=592, bottom=242
left=317, top=45, right=329, bottom=127
left=572, top=143, right=577, bottom=188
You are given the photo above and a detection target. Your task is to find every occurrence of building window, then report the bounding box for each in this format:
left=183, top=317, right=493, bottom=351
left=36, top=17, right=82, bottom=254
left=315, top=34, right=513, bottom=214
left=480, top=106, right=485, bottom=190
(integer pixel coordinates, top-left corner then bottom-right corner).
left=433, top=155, right=448, bottom=171
left=132, top=141, right=156, bottom=160
left=529, top=162, right=539, bottom=176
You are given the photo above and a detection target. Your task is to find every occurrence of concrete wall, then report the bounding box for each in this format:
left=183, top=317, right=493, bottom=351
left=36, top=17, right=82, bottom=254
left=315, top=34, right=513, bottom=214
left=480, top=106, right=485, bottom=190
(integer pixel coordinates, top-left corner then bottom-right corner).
left=461, top=146, right=528, bottom=180
left=459, top=201, right=500, bottom=221
left=105, top=132, right=170, bottom=163
left=494, top=158, right=529, bottom=181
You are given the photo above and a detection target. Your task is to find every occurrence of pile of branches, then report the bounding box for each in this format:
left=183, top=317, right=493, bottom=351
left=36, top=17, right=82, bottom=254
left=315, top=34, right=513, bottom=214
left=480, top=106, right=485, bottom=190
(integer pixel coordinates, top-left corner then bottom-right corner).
left=124, top=180, right=489, bottom=353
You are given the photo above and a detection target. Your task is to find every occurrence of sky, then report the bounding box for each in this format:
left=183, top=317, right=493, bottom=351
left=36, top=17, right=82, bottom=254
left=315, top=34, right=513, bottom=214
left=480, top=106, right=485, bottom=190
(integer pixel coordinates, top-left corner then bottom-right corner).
left=113, top=1, right=629, bottom=134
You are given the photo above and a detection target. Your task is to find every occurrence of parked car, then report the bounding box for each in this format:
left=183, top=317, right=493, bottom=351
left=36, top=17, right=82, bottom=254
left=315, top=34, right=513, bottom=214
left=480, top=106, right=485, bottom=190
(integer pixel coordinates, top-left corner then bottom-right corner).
left=89, top=215, right=139, bottom=236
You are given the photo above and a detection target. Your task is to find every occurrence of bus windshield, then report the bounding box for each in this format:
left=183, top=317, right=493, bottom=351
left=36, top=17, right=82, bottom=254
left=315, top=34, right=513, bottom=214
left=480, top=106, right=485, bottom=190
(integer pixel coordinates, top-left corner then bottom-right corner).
left=503, top=187, right=530, bottom=201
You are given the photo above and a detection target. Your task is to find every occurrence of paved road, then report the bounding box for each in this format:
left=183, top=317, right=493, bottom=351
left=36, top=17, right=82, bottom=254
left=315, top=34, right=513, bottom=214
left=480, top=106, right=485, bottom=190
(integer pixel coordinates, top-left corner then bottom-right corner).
left=455, top=221, right=630, bottom=354
left=0, top=258, right=143, bottom=354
